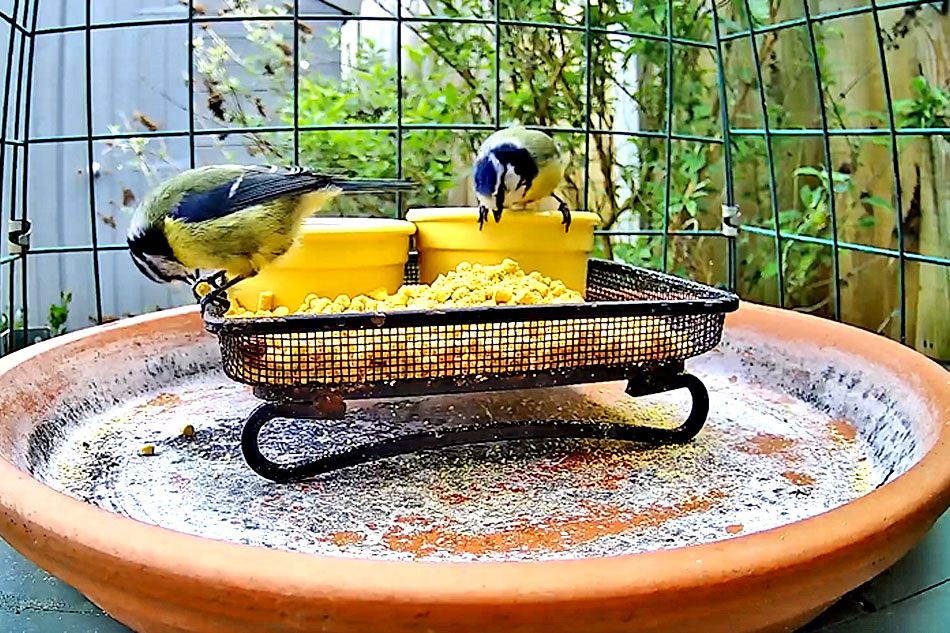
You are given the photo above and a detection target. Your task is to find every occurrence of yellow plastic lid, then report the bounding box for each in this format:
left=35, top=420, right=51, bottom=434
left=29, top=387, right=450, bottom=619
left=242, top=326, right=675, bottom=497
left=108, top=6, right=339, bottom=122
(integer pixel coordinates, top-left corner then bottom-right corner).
left=406, top=207, right=600, bottom=226
left=299, top=217, right=416, bottom=235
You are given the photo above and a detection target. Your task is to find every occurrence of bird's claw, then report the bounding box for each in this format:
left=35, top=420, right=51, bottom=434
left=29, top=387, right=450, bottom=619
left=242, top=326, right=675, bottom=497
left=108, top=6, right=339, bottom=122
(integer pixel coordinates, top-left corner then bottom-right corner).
left=477, top=205, right=489, bottom=231
left=192, top=270, right=225, bottom=300
left=554, top=196, right=572, bottom=233
left=199, top=291, right=230, bottom=313
left=193, top=271, right=232, bottom=314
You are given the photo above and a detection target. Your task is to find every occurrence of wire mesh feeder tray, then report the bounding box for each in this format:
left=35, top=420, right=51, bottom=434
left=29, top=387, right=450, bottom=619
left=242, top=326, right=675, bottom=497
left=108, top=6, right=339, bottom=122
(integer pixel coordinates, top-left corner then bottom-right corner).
left=202, top=256, right=739, bottom=482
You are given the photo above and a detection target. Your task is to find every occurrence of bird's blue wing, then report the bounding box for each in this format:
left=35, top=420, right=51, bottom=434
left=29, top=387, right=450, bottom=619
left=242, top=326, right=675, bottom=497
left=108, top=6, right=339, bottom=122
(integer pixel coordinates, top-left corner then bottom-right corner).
left=171, top=167, right=413, bottom=223
left=171, top=168, right=335, bottom=223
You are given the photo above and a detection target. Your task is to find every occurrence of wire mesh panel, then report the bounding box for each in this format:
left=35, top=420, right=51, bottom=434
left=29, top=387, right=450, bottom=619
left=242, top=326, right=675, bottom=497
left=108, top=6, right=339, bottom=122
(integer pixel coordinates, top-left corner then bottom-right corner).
left=0, top=1, right=947, bottom=361
left=722, top=0, right=949, bottom=353
left=207, top=258, right=735, bottom=390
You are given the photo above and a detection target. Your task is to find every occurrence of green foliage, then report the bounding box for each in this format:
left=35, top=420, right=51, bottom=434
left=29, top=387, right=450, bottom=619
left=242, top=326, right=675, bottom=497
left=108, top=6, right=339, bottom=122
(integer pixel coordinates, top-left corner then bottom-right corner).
left=0, top=292, right=68, bottom=355
left=895, top=76, right=949, bottom=131
left=154, top=0, right=728, bottom=252
left=48, top=291, right=72, bottom=336
left=103, top=0, right=943, bottom=316
left=288, top=37, right=476, bottom=212
left=108, top=0, right=725, bottom=272
left=741, top=163, right=890, bottom=306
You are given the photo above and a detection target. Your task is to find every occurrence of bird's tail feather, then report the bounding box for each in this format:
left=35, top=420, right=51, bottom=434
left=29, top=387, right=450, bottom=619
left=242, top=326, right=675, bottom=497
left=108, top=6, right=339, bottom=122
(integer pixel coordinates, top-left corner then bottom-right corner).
left=331, top=178, right=415, bottom=194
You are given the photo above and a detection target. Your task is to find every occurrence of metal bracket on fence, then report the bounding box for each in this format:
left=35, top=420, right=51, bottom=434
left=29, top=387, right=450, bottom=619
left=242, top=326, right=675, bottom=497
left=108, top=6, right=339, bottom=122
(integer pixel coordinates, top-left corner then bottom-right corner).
left=8, top=219, right=31, bottom=254
left=722, top=205, right=741, bottom=237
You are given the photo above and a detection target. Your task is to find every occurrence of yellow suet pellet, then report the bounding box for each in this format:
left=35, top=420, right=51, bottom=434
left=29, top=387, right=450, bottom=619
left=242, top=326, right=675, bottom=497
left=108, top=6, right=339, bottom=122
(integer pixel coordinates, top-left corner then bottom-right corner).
left=139, top=444, right=155, bottom=456
left=181, top=424, right=195, bottom=437
left=310, top=298, right=331, bottom=313
left=257, top=291, right=274, bottom=312
left=195, top=281, right=212, bottom=297
left=493, top=287, right=513, bottom=304
left=368, top=287, right=388, bottom=301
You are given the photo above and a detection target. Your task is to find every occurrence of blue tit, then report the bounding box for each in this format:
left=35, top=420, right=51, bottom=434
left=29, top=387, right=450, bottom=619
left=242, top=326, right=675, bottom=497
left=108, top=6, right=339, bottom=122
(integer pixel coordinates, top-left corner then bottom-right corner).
left=127, top=165, right=412, bottom=306
left=472, top=126, right=571, bottom=231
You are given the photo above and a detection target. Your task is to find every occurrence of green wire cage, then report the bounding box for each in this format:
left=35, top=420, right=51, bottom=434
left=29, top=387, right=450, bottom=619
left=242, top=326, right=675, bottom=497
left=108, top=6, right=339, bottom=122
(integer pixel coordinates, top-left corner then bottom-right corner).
left=0, top=0, right=947, bottom=359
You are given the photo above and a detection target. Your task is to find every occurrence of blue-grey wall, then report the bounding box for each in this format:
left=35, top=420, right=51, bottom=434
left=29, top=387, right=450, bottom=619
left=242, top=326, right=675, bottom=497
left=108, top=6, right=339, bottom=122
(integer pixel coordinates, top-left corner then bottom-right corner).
left=0, top=0, right=355, bottom=333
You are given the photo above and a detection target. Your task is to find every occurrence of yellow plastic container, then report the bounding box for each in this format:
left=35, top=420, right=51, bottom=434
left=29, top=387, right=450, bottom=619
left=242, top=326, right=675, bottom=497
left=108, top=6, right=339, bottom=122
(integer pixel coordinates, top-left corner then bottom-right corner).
left=228, top=218, right=415, bottom=311
left=405, top=208, right=599, bottom=294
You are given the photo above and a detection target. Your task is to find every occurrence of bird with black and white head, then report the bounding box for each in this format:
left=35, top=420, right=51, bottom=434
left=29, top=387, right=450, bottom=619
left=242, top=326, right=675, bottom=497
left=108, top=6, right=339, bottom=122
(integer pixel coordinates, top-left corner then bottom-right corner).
left=472, top=126, right=572, bottom=232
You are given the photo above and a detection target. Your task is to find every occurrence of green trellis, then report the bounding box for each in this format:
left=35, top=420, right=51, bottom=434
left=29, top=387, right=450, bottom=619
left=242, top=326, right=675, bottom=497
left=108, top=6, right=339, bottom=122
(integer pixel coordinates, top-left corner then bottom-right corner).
left=0, top=0, right=947, bottom=354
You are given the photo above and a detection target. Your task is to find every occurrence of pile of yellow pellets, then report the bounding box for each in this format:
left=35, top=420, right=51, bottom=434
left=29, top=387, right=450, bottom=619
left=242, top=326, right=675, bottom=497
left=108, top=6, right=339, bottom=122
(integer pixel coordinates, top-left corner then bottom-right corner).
left=218, top=259, right=693, bottom=384
left=224, top=259, right=585, bottom=318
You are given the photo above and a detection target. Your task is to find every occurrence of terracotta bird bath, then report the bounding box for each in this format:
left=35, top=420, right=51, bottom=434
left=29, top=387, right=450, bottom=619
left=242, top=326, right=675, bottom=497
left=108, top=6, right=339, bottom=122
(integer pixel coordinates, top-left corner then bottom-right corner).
left=0, top=303, right=948, bottom=633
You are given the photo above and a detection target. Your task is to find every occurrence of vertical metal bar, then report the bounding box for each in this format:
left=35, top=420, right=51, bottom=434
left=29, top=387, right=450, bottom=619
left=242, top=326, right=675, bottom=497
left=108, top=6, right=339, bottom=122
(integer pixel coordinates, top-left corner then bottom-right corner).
left=0, top=0, right=20, bottom=198
left=868, top=0, right=905, bottom=343
left=6, top=0, right=25, bottom=347
left=660, top=0, right=674, bottom=272
left=582, top=2, right=592, bottom=214
left=187, top=0, right=196, bottom=167
left=740, top=0, right=784, bottom=306
left=395, top=0, right=403, bottom=219
left=710, top=0, right=739, bottom=292
left=18, top=0, right=38, bottom=349
left=292, top=0, right=300, bottom=165
left=800, top=0, right=841, bottom=320
left=493, top=0, right=500, bottom=129
left=0, top=0, right=21, bottom=336
left=84, top=0, right=103, bottom=323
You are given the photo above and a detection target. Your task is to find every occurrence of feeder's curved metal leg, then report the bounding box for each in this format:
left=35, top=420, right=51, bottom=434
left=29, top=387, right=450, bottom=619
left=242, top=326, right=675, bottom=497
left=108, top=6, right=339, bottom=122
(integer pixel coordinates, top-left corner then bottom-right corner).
left=241, top=402, right=322, bottom=483
left=241, top=374, right=710, bottom=484
left=622, top=372, right=709, bottom=444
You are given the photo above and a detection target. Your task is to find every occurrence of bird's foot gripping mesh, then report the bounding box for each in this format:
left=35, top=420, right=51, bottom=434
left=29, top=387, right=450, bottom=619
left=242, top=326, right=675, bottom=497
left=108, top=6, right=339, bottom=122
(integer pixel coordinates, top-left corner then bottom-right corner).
left=202, top=257, right=738, bottom=482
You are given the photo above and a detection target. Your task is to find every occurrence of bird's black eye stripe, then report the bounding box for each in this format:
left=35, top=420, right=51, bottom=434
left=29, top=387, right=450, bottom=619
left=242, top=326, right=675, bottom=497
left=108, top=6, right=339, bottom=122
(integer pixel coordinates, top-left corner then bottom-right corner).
left=131, top=251, right=161, bottom=283
left=130, top=252, right=158, bottom=282
left=490, top=144, right=538, bottom=179
left=130, top=249, right=166, bottom=284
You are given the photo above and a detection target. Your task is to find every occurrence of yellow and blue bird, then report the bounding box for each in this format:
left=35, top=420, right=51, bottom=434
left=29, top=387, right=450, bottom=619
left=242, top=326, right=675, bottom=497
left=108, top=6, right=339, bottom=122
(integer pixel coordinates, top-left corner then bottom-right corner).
left=127, top=165, right=412, bottom=305
left=473, top=126, right=571, bottom=231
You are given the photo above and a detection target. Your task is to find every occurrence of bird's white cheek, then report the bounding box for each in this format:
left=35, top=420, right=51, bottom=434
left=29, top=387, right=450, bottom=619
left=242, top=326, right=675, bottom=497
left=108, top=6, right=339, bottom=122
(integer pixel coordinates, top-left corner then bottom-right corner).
left=503, top=168, right=526, bottom=205
left=503, top=168, right=521, bottom=193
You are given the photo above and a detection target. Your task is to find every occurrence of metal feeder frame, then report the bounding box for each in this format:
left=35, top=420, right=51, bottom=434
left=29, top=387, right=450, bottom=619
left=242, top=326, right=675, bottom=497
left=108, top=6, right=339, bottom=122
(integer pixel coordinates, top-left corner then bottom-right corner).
left=203, top=255, right=739, bottom=482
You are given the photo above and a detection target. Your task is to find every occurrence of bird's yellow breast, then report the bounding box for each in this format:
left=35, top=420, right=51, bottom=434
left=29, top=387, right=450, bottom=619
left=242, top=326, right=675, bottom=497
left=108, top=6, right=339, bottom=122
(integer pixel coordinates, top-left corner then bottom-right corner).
left=523, top=160, right=564, bottom=203
left=161, top=190, right=339, bottom=277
